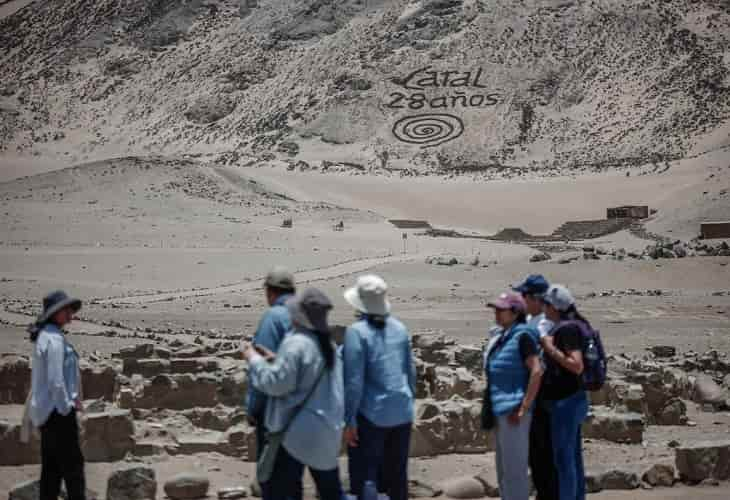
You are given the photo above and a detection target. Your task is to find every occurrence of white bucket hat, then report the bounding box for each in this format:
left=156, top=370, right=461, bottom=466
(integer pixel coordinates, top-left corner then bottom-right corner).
left=344, top=274, right=391, bottom=316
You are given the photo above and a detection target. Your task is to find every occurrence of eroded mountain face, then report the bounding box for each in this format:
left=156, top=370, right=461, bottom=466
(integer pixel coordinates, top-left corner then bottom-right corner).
left=1, top=0, right=729, bottom=174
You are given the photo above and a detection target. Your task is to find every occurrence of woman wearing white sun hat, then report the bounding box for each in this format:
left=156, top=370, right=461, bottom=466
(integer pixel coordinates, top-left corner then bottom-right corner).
left=342, top=275, right=416, bottom=500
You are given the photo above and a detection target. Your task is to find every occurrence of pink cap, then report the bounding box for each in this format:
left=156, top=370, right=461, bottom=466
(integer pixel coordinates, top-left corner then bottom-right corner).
left=487, top=292, right=527, bottom=312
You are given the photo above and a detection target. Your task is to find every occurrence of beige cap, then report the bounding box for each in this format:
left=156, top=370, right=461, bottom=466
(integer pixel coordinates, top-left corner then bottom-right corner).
left=264, top=266, right=295, bottom=291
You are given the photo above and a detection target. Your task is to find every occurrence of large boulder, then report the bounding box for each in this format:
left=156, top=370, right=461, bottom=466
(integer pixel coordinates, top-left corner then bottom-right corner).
left=440, top=476, right=486, bottom=499
left=107, top=465, right=157, bottom=500
left=654, top=399, right=687, bottom=426
left=692, top=376, right=726, bottom=409
left=0, top=355, right=31, bottom=404
left=642, top=464, right=676, bottom=487
left=582, top=408, right=644, bottom=444
left=598, top=469, right=640, bottom=490
left=675, top=441, right=730, bottom=482
left=164, top=473, right=210, bottom=499
left=82, top=410, right=135, bottom=462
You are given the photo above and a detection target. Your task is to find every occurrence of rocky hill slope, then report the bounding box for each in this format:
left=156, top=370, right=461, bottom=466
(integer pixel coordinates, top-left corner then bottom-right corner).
left=1, top=0, right=729, bottom=174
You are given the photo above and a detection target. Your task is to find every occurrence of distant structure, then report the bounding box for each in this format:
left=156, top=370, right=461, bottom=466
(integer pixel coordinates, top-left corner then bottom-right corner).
left=282, top=218, right=293, bottom=228
left=607, top=205, right=649, bottom=219
left=700, top=221, right=730, bottom=239
left=388, top=219, right=432, bottom=229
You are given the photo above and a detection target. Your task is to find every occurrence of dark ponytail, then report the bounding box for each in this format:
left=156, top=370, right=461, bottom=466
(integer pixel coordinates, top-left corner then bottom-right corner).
left=364, top=314, right=387, bottom=329
left=28, top=322, right=43, bottom=342
left=560, top=305, right=590, bottom=326
left=314, top=330, right=335, bottom=369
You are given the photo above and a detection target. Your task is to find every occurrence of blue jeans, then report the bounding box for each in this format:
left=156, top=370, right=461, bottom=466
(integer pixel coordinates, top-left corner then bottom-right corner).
left=261, top=445, right=342, bottom=500
left=348, top=415, right=411, bottom=500
left=549, top=391, right=589, bottom=500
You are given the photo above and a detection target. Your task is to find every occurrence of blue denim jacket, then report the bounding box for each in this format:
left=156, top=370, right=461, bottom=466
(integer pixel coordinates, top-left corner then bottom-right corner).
left=343, top=315, right=416, bottom=428
left=249, top=329, right=344, bottom=470
left=246, top=294, right=293, bottom=418
left=29, top=324, right=80, bottom=427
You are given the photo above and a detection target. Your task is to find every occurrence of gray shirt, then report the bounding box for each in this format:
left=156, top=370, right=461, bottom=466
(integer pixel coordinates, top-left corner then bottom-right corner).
left=249, top=329, right=344, bottom=471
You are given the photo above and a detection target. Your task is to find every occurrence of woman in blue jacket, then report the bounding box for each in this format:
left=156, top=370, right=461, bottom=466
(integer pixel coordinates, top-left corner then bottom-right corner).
left=485, top=292, right=543, bottom=500
left=27, top=290, right=85, bottom=500
left=342, top=275, right=416, bottom=500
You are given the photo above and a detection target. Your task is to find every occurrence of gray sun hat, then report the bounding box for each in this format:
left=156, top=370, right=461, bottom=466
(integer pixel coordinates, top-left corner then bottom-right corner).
left=344, top=274, right=391, bottom=316
left=264, top=266, right=295, bottom=291
left=286, top=288, right=333, bottom=333
left=35, top=290, right=82, bottom=325
left=543, top=284, right=575, bottom=312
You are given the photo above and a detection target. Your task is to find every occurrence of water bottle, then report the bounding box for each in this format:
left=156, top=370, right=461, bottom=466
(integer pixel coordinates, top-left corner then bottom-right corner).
left=585, top=339, right=599, bottom=361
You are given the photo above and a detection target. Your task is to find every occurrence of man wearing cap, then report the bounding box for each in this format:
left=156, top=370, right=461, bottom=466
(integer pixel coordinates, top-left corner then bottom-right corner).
left=513, top=276, right=558, bottom=500
left=513, top=274, right=553, bottom=340
left=246, top=267, right=296, bottom=459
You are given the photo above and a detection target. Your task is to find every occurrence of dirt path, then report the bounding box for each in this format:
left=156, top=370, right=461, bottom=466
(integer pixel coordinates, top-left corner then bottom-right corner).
left=95, top=251, right=428, bottom=305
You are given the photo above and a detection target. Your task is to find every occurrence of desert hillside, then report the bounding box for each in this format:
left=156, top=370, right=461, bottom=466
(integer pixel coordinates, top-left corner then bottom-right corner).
left=1, top=0, right=729, bottom=174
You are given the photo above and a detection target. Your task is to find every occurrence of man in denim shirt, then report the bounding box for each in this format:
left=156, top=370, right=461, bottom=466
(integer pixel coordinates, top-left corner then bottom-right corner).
left=342, top=275, right=416, bottom=500
left=246, top=267, right=295, bottom=458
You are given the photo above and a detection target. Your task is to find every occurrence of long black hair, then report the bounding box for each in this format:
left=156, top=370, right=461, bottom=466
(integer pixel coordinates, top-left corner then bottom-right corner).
left=362, top=313, right=387, bottom=329
left=559, top=305, right=590, bottom=326
left=28, top=322, right=43, bottom=342
left=313, top=329, right=336, bottom=369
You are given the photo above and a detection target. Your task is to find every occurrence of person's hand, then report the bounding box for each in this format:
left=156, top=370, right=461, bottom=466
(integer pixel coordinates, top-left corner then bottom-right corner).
left=242, top=342, right=256, bottom=361
left=344, top=426, right=358, bottom=448
left=508, top=406, right=525, bottom=426
left=254, top=344, right=276, bottom=362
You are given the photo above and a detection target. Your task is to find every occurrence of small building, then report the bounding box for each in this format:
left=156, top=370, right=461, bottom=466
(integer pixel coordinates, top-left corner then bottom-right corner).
left=701, top=221, right=730, bottom=239
left=607, top=205, right=649, bottom=220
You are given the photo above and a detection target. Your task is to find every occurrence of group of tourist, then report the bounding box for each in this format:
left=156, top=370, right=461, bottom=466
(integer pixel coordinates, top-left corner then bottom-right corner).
left=484, top=275, right=591, bottom=500
left=24, top=268, right=595, bottom=500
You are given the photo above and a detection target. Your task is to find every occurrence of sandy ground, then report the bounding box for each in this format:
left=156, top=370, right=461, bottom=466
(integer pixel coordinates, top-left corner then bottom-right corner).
left=0, top=153, right=728, bottom=498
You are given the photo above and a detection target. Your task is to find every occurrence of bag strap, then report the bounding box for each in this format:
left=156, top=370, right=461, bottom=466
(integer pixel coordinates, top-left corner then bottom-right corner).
left=281, top=363, right=327, bottom=435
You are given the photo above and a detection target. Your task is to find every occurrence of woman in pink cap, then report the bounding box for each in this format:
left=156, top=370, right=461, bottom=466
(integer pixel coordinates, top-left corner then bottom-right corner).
left=483, top=292, right=543, bottom=500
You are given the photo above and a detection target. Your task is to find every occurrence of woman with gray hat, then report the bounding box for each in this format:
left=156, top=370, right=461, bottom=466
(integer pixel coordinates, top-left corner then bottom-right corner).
left=243, top=288, right=344, bottom=500
left=27, top=290, right=86, bottom=500
left=541, top=284, right=589, bottom=500
left=342, top=275, right=416, bottom=500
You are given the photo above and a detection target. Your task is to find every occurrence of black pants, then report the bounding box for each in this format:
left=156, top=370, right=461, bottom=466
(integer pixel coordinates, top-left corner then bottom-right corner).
left=348, top=415, right=412, bottom=500
left=40, top=410, right=86, bottom=500
left=529, top=403, right=558, bottom=500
